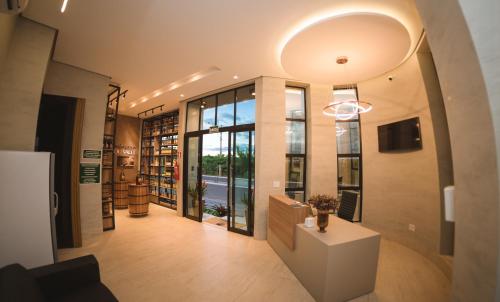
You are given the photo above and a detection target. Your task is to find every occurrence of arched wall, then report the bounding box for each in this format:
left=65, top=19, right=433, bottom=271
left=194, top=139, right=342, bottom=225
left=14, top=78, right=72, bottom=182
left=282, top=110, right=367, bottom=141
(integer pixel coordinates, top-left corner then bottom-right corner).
left=414, top=0, right=500, bottom=301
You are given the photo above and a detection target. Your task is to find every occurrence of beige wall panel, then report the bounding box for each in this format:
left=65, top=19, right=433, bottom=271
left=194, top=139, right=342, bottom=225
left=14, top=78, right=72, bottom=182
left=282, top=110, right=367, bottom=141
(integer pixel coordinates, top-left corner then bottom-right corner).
left=0, top=17, right=55, bottom=151
left=43, top=61, right=110, bottom=243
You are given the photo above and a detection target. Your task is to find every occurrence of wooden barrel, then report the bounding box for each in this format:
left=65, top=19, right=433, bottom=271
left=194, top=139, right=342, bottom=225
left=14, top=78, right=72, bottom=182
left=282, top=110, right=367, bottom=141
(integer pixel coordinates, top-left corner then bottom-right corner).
left=114, top=181, right=129, bottom=209
left=128, top=184, right=149, bottom=216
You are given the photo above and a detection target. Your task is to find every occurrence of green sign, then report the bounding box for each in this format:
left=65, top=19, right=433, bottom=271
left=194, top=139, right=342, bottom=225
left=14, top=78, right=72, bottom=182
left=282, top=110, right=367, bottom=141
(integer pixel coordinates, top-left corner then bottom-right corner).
left=80, top=163, right=101, bottom=184
left=83, top=150, right=102, bottom=159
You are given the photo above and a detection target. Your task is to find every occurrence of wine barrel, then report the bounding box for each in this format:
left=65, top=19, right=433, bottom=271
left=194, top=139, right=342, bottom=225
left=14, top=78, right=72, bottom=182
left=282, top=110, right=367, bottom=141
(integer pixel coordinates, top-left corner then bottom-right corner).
left=114, top=181, right=129, bottom=209
left=128, top=184, right=149, bottom=216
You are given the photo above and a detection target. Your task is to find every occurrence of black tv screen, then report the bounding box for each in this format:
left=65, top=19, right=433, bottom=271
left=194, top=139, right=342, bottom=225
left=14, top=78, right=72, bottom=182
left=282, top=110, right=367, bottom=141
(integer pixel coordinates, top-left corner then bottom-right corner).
left=378, top=117, right=422, bottom=152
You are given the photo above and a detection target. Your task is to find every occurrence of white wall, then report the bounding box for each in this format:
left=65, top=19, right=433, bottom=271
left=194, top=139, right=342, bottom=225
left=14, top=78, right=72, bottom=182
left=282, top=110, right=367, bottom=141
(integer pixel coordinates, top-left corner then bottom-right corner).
left=43, top=61, right=110, bottom=243
left=0, top=13, right=17, bottom=72
left=414, top=0, right=500, bottom=300
left=358, top=53, right=451, bottom=277
left=0, top=17, right=56, bottom=150
left=254, top=77, right=287, bottom=239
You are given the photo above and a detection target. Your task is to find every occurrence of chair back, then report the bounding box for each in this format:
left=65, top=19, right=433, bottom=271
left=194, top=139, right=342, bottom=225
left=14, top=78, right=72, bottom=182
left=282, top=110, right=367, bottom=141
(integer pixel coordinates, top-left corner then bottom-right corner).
left=338, top=191, right=358, bottom=222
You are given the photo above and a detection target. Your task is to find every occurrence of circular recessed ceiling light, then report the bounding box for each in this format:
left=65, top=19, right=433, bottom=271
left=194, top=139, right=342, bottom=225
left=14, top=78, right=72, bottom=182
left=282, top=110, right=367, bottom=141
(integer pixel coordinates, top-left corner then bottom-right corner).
left=180, top=94, right=185, bottom=97
left=233, top=75, right=239, bottom=80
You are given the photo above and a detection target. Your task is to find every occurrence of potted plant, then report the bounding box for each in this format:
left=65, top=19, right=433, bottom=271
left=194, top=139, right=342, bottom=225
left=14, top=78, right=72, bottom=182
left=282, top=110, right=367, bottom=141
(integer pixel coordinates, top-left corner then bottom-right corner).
left=188, top=182, right=208, bottom=212
left=241, top=193, right=250, bottom=227
left=308, top=194, right=337, bottom=233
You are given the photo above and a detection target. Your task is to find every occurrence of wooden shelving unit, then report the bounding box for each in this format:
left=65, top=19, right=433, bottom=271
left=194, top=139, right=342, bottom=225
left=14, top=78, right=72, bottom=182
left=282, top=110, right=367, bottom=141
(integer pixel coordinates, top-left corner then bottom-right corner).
left=101, top=84, right=125, bottom=231
left=140, top=111, right=179, bottom=210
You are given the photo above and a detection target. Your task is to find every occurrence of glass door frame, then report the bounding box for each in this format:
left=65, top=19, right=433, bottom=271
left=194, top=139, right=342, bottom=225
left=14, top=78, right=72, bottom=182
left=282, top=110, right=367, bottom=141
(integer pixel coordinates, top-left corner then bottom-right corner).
left=183, top=133, right=203, bottom=222
left=228, top=128, right=254, bottom=236
left=182, top=124, right=255, bottom=235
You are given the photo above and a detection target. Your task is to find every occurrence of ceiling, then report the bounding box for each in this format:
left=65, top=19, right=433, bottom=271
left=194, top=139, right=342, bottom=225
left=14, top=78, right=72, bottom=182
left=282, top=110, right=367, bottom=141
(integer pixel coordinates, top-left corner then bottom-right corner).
left=23, top=0, right=423, bottom=116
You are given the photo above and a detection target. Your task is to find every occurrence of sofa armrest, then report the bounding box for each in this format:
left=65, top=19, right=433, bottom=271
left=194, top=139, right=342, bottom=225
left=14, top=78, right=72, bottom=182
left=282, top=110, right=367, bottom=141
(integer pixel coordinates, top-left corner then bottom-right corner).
left=29, top=255, right=101, bottom=300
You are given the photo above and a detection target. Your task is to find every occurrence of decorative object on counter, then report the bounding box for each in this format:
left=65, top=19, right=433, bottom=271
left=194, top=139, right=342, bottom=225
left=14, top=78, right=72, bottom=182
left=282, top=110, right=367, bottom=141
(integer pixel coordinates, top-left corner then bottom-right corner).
left=119, top=163, right=126, bottom=181
left=136, top=174, right=143, bottom=185
left=308, top=194, right=338, bottom=233
left=304, top=216, right=315, bottom=228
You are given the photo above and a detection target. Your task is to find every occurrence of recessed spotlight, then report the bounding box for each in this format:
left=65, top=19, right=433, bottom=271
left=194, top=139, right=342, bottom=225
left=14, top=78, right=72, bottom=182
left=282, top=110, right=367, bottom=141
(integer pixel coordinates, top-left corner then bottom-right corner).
left=61, top=0, right=69, bottom=13
left=233, top=75, right=239, bottom=80
left=180, top=94, right=185, bottom=97
left=130, top=103, right=137, bottom=108
left=141, top=98, right=148, bottom=103
left=153, top=91, right=161, bottom=97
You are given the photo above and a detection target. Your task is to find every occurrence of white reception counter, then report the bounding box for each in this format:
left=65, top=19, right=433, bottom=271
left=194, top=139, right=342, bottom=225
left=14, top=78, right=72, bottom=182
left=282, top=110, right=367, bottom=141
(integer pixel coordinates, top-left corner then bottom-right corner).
left=268, top=195, right=380, bottom=302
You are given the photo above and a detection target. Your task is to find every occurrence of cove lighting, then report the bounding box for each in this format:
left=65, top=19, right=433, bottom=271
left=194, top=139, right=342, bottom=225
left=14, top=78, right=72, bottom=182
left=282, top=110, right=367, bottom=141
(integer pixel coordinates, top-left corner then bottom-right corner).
left=276, top=8, right=414, bottom=69
left=61, top=0, right=69, bottom=13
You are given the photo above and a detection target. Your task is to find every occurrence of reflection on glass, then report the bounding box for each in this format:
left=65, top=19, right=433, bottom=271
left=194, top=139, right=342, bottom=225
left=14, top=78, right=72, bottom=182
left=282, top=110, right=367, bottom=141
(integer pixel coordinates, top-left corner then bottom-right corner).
left=186, top=101, right=201, bottom=132
left=333, top=88, right=358, bottom=121
left=187, top=137, right=200, bottom=219
left=285, top=87, right=305, bottom=119
left=338, top=157, right=360, bottom=187
left=232, top=131, right=250, bottom=231
left=201, top=95, right=216, bottom=130
left=336, top=122, right=360, bottom=154
left=236, top=86, right=255, bottom=125
left=286, top=157, right=304, bottom=189
left=217, top=91, right=235, bottom=127
left=202, top=133, right=229, bottom=222
left=286, top=121, right=305, bottom=154
left=286, top=191, right=304, bottom=203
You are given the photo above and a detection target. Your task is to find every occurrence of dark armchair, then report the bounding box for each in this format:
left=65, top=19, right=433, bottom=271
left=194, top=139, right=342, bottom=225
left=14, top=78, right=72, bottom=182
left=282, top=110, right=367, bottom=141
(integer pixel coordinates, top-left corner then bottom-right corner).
left=0, top=255, right=117, bottom=302
left=338, top=190, right=358, bottom=222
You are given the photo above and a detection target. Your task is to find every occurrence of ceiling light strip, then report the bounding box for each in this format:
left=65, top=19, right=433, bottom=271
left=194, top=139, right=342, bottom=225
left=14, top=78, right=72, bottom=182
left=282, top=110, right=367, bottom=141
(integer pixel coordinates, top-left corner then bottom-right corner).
left=129, top=66, right=221, bottom=109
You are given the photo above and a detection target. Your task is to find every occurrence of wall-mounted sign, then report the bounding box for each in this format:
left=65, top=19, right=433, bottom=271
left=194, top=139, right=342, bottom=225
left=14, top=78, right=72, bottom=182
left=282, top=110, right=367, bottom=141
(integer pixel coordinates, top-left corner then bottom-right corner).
left=116, top=144, right=137, bottom=156
left=209, top=126, right=219, bottom=133
left=79, top=163, right=101, bottom=184
left=82, top=150, right=102, bottom=159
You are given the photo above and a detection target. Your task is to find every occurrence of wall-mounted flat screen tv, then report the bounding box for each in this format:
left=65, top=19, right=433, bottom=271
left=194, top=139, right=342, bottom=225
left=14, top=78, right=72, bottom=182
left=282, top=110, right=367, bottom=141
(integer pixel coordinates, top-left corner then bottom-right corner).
left=378, top=117, right=422, bottom=152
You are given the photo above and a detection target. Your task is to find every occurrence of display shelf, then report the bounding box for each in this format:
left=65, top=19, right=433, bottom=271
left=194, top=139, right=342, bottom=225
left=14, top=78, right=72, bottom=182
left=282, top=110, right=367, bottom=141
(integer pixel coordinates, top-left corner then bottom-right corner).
left=101, top=84, right=124, bottom=231
left=140, top=110, right=179, bottom=210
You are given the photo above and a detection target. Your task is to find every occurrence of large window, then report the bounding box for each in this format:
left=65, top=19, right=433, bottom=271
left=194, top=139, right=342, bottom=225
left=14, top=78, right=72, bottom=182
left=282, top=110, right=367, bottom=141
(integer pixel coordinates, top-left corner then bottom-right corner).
left=334, top=87, right=362, bottom=222
left=285, top=87, right=307, bottom=202
left=185, top=84, right=255, bottom=132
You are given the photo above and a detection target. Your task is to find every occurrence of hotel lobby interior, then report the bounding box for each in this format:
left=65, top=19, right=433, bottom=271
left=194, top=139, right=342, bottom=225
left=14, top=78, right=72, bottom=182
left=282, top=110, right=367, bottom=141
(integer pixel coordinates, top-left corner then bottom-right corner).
left=0, top=0, right=499, bottom=301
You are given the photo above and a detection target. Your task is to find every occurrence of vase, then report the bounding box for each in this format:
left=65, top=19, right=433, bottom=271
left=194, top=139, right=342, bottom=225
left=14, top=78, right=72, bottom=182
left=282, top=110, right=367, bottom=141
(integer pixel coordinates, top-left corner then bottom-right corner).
left=317, top=209, right=330, bottom=233
left=136, top=175, right=143, bottom=185
left=120, top=169, right=125, bottom=181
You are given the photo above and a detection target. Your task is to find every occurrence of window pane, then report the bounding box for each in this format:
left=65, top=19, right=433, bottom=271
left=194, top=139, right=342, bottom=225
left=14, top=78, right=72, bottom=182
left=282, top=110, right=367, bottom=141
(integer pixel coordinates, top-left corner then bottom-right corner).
left=186, top=101, right=201, bottom=132
left=236, top=86, right=255, bottom=125
left=286, top=121, right=305, bottom=154
left=217, top=91, right=234, bottom=127
left=336, top=122, right=360, bottom=154
left=338, top=157, right=360, bottom=187
left=286, top=191, right=305, bottom=203
left=201, top=96, right=216, bottom=130
left=286, top=87, right=305, bottom=119
left=286, top=157, right=304, bottom=189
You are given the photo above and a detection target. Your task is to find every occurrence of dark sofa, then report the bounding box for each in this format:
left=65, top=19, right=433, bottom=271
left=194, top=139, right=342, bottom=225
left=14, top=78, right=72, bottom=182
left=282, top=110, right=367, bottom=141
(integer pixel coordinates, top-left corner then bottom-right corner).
left=0, top=255, right=117, bottom=302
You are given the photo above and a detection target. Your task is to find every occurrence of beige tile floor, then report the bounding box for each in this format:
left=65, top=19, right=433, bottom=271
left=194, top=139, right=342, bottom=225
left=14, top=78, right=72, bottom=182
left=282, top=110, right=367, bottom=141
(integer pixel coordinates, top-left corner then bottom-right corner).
left=59, top=204, right=450, bottom=302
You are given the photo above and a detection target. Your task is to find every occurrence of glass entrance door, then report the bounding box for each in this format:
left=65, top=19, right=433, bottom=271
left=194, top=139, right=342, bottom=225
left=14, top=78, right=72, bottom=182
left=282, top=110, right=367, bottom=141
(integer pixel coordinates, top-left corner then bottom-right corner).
left=184, top=136, right=202, bottom=221
left=228, top=130, right=254, bottom=235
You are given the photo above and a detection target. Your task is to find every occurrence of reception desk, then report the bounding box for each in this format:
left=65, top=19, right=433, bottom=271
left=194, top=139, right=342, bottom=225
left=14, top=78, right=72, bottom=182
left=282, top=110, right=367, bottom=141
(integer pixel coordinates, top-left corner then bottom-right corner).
left=268, top=195, right=380, bottom=302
